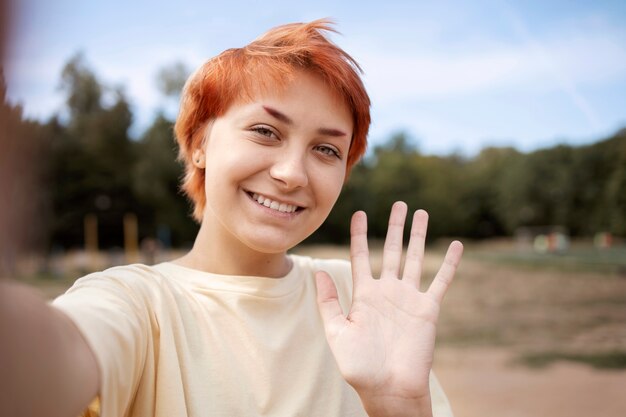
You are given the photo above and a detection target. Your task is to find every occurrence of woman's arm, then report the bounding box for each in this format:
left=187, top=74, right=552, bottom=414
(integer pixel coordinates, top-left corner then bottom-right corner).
left=0, top=281, right=99, bottom=417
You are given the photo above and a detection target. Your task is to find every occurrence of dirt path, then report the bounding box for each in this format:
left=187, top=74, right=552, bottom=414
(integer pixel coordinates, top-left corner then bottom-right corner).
left=434, top=347, right=626, bottom=417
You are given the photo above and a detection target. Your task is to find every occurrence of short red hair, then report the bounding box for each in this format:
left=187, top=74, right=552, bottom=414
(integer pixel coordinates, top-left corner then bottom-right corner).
left=174, top=19, right=371, bottom=222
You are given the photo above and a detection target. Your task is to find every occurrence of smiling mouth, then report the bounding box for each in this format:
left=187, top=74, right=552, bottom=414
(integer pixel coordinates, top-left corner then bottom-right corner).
left=247, top=192, right=303, bottom=214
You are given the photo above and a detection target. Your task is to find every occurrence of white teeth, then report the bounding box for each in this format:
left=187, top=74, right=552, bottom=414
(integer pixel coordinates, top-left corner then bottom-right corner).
left=250, top=192, right=298, bottom=213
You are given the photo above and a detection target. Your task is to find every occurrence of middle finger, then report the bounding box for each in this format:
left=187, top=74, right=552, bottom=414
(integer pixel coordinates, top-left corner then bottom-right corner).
left=380, top=201, right=408, bottom=280
left=402, top=209, right=429, bottom=288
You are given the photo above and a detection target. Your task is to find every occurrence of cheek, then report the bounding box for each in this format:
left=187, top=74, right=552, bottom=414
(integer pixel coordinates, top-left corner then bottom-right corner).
left=205, top=147, right=250, bottom=183
left=315, top=168, right=346, bottom=208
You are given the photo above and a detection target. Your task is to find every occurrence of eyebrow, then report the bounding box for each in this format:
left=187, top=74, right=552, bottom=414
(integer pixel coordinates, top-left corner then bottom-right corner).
left=262, top=105, right=348, bottom=137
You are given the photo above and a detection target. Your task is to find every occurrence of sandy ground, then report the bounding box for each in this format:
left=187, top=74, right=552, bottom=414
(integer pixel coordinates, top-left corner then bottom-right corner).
left=434, top=347, right=626, bottom=417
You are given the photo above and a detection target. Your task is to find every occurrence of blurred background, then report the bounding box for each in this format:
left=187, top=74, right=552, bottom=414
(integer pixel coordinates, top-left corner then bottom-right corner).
left=1, top=1, right=625, bottom=416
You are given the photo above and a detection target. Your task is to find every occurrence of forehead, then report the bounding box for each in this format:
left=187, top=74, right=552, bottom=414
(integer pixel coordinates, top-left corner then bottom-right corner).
left=228, top=69, right=353, bottom=127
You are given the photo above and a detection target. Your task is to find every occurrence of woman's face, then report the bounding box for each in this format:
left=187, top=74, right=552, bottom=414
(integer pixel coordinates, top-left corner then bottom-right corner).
left=195, top=70, right=353, bottom=255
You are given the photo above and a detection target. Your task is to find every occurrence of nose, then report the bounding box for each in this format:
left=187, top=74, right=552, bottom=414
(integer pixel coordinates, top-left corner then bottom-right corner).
left=269, top=148, right=309, bottom=190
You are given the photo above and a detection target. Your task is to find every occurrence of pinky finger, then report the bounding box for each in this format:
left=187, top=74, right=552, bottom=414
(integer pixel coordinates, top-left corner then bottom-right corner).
left=427, top=240, right=464, bottom=303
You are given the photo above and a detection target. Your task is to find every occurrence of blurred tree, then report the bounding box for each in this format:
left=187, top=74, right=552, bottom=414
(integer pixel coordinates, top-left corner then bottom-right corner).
left=59, top=53, right=103, bottom=119
left=317, top=132, right=471, bottom=243
left=49, top=54, right=141, bottom=249
left=128, top=61, right=197, bottom=247
left=497, top=145, right=576, bottom=232
left=312, top=127, right=626, bottom=244
left=605, top=147, right=626, bottom=235
left=462, top=147, right=521, bottom=237
left=410, top=153, right=469, bottom=239
left=368, top=132, right=423, bottom=238
left=575, top=129, right=626, bottom=235
left=156, top=61, right=190, bottom=98
left=132, top=113, right=197, bottom=247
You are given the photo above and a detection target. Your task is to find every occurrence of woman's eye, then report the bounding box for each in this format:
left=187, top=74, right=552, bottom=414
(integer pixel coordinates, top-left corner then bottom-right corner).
left=251, top=126, right=277, bottom=139
left=316, top=145, right=341, bottom=159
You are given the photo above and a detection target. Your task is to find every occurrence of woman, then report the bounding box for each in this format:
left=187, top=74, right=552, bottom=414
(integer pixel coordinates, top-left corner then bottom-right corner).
left=0, top=19, right=463, bottom=417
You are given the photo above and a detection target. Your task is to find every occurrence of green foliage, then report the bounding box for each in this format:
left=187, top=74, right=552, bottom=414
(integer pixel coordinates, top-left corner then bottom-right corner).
left=518, top=351, right=626, bottom=370
left=462, top=147, right=521, bottom=237
left=59, top=53, right=103, bottom=118
left=497, top=145, right=578, bottom=232
left=132, top=113, right=198, bottom=246
left=10, top=54, right=626, bottom=250
left=583, top=131, right=626, bottom=235
left=317, top=129, right=625, bottom=243
left=44, top=56, right=202, bottom=249
left=468, top=245, right=626, bottom=274
left=48, top=55, right=143, bottom=248
left=605, top=147, right=626, bottom=235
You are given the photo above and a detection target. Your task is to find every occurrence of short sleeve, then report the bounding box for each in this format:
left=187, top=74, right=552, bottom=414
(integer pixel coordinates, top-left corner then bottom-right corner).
left=430, top=371, right=454, bottom=417
left=52, top=265, right=154, bottom=417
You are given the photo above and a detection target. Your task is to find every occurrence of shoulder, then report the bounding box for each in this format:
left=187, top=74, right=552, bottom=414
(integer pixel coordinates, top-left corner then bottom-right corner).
left=291, top=254, right=351, bottom=276
left=311, top=257, right=352, bottom=281
left=55, top=264, right=172, bottom=308
left=71, top=263, right=166, bottom=285
left=75, top=263, right=168, bottom=288
left=291, top=254, right=354, bottom=305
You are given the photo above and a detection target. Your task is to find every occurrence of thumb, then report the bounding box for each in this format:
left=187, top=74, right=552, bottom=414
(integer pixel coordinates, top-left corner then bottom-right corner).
left=315, top=271, right=345, bottom=330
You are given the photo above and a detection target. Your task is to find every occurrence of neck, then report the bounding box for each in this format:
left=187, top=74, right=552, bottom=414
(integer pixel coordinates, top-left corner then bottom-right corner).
left=174, top=220, right=292, bottom=278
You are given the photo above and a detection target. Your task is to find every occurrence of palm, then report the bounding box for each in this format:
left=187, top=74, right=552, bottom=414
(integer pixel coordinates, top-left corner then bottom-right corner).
left=315, top=202, right=463, bottom=406
left=325, top=277, right=440, bottom=394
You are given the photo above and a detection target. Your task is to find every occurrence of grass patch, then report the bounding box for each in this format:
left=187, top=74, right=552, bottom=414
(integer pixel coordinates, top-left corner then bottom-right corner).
left=467, top=246, right=626, bottom=275
left=517, top=351, right=626, bottom=370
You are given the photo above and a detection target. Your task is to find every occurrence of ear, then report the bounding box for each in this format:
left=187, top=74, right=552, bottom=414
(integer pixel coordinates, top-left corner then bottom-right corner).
left=192, top=149, right=206, bottom=168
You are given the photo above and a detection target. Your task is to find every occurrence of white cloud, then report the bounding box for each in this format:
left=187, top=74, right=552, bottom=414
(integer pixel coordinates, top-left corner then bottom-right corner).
left=354, top=24, right=626, bottom=105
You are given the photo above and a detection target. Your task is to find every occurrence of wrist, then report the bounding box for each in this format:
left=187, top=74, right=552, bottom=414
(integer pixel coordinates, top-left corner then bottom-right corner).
left=359, top=392, right=433, bottom=417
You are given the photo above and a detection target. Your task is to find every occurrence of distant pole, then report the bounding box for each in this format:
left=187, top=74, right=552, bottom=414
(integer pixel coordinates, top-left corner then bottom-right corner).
left=124, top=213, right=139, bottom=263
left=84, top=214, right=98, bottom=270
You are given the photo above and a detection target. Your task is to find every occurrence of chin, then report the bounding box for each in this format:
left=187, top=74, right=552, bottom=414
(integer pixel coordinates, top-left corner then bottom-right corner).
left=241, top=228, right=312, bottom=254
left=245, top=236, right=301, bottom=254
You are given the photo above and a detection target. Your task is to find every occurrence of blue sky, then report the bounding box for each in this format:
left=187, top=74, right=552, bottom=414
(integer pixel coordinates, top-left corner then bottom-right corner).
left=5, top=0, right=626, bottom=155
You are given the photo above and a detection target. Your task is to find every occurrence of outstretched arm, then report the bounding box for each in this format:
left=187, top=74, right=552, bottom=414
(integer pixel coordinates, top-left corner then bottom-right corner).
left=315, top=201, right=463, bottom=417
left=0, top=281, right=99, bottom=417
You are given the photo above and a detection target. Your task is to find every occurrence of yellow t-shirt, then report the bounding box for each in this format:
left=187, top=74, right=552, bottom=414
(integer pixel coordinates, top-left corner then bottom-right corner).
left=53, top=255, right=453, bottom=417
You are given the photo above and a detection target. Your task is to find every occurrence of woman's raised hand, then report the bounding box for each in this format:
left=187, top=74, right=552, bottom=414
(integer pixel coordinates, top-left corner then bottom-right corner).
left=315, top=201, right=463, bottom=417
